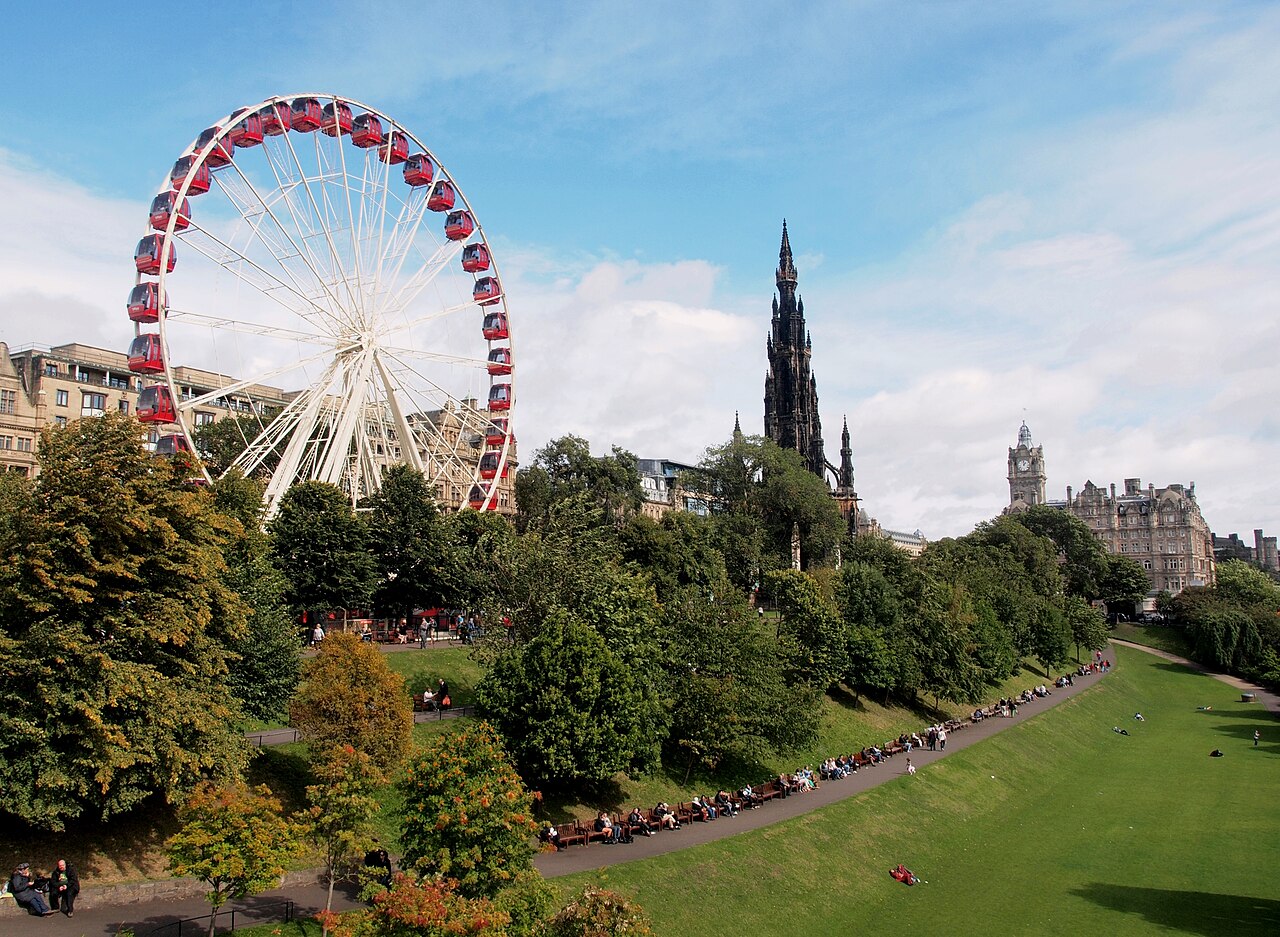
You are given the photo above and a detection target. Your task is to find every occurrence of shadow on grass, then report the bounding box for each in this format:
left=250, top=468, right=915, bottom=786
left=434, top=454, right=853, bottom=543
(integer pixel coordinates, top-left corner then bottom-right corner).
left=248, top=746, right=313, bottom=812
left=1071, top=883, right=1280, bottom=937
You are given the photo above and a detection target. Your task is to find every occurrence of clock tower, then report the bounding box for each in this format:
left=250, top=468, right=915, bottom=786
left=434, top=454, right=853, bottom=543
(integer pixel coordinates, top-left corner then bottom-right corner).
left=1008, top=421, right=1046, bottom=507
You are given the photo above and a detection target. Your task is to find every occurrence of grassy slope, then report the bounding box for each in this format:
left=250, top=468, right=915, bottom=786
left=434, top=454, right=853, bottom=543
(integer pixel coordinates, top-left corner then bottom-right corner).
left=560, top=647, right=1280, bottom=937
left=540, top=662, right=1064, bottom=822
left=1111, top=622, right=1195, bottom=658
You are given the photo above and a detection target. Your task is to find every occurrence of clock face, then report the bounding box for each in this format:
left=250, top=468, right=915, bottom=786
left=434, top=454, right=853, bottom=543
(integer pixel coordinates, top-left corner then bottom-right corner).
left=1017, top=459, right=1030, bottom=471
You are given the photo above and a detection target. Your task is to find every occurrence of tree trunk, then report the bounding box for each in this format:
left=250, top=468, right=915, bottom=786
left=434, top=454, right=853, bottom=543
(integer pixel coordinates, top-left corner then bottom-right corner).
left=323, top=869, right=335, bottom=937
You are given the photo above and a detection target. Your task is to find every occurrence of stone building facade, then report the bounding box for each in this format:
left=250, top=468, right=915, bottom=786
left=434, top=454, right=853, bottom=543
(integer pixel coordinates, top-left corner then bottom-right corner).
left=1006, top=423, right=1215, bottom=595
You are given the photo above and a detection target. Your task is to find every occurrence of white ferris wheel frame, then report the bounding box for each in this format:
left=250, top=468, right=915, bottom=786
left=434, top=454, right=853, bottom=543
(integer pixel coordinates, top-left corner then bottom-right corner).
left=135, top=92, right=514, bottom=518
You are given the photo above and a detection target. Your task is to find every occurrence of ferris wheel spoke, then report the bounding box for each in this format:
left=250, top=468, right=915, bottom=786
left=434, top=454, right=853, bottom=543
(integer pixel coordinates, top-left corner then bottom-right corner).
left=177, top=221, right=339, bottom=327
left=331, top=125, right=367, bottom=322
left=380, top=344, right=488, bottom=369
left=372, top=185, right=440, bottom=309
left=167, top=308, right=336, bottom=346
left=276, top=127, right=362, bottom=315
left=214, top=158, right=351, bottom=328
left=379, top=297, right=480, bottom=338
left=378, top=239, right=464, bottom=319
left=257, top=139, right=357, bottom=313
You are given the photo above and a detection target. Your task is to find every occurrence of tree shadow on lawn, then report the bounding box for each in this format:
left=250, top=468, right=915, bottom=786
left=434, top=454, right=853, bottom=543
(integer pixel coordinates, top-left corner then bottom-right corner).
left=1071, top=883, right=1280, bottom=937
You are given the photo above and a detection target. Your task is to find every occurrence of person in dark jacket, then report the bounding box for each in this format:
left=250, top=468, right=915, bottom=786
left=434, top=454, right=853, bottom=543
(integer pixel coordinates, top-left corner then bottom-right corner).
left=9, top=862, right=54, bottom=916
left=49, top=859, right=79, bottom=917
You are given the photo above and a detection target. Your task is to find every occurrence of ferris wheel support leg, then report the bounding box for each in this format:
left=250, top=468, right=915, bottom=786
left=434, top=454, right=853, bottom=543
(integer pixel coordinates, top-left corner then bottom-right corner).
left=262, top=378, right=340, bottom=520
left=316, top=351, right=377, bottom=491
left=375, top=354, right=424, bottom=474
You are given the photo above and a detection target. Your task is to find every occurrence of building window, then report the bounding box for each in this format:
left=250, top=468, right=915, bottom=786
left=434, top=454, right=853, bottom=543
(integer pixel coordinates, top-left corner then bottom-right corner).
left=44, top=363, right=59, bottom=376
left=54, top=416, right=68, bottom=428
left=194, top=411, right=216, bottom=427
left=118, top=400, right=130, bottom=414
left=81, top=392, right=106, bottom=417
left=0, top=436, right=11, bottom=450
left=0, top=389, right=14, bottom=414
left=16, top=437, right=32, bottom=452
left=56, top=389, right=69, bottom=407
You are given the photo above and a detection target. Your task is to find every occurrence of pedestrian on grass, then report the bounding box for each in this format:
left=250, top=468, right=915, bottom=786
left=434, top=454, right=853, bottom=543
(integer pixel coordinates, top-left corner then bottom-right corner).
left=1255, top=729, right=1261, bottom=747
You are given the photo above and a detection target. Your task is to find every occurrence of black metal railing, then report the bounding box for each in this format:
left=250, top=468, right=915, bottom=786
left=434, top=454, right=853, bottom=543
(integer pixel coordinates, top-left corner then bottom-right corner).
left=144, top=898, right=295, bottom=936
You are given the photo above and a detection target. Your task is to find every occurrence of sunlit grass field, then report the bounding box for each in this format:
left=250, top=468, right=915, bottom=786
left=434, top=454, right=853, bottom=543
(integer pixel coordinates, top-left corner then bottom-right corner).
left=559, top=647, right=1280, bottom=937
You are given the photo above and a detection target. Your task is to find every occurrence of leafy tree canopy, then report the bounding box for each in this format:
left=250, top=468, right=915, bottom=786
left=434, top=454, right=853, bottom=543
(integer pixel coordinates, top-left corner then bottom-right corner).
left=0, top=414, right=250, bottom=830
left=399, top=722, right=537, bottom=898
left=269, top=481, right=376, bottom=614
left=290, top=633, right=414, bottom=772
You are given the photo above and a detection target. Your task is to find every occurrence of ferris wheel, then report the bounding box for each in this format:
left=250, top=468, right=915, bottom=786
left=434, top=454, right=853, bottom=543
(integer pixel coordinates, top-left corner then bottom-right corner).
left=126, top=93, right=515, bottom=518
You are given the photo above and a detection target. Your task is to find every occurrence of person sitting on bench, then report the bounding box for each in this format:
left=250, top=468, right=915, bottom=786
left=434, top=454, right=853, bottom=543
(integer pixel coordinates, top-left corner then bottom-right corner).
left=9, top=863, right=54, bottom=916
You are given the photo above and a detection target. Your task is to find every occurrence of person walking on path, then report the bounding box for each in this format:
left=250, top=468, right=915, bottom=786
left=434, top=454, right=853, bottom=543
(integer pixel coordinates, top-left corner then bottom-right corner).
left=1255, top=729, right=1261, bottom=747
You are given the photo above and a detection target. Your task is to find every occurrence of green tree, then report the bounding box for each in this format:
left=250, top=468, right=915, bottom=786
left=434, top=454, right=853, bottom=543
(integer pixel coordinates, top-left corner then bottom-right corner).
left=1099, top=554, right=1151, bottom=610
left=1012, top=506, right=1110, bottom=599
left=167, top=781, right=301, bottom=937
left=515, top=435, right=643, bottom=529
left=1065, top=595, right=1108, bottom=662
left=290, top=633, right=414, bottom=772
left=363, top=465, right=456, bottom=622
left=662, top=588, right=820, bottom=775
left=1215, top=559, right=1280, bottom=607
left=193, top=414, right=275, bottom=477
left=331, top=874, right=511, bottom=937
left=0, top=415, right=249, bottom=830
left=399, top=722, right=538, bottom=898
left=475, top=612, right=658, bottom=788
left=305, top=744, right=385, bottom=935
left=767, top=569, right=848, bottom=690
left=546, top=885, right=653, bottom=937
left=215, top=471, right=300, bottom=722
left=269, top=481, right=376, bottom=615
left=686, top=434, right=843, bottom=574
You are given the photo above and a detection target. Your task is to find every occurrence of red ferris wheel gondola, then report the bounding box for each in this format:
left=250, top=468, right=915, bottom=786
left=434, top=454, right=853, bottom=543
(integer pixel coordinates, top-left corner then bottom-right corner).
left=156, top=434, right=192, bottom=455
left=127, top=334, right=165, bottom=374
left=426, top=180, right=455, bottom=212
left=487, top=383, right=511, bottom=411
left=170, top=156, right=210, bottom=195
left=290, top=97, right=322, bottom=132
left=195, top=126, right=234, bottom=168
left=473, top=277, right=501, bottom=306
left=486, top=347, right=512, bottom=376
left=321, top=101, right=354, bottom=136
left=403, top=154, right=434, bottom=187
left=444, top=210, right=474, bottom=241
left=468, top=484, right=498, bottom=510
left=149, top=192, right=191, bottom=233
left=227, top=108, right=264, bottom=148
left=484, top=418, right=509, bottom=447
left=482, top=311, right=508, bottom=340
left=379, top=130, right=408, bottom=164
left=135, top=235, right=176, bottom=275
left=478, top=450, right=513, bottom=480
left=461, top=242, right=490, bottom=273
left=137, top=385, right=176, bottom=423
left=127, top=282, right=165, bottom=323
left=352, top=113, right=383, bottom=148
left=257, top=101, right=291, bottom=136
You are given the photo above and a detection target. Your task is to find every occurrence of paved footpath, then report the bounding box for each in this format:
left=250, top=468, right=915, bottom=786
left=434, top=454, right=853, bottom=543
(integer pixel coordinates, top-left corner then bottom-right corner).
left=10, top=641, right=1270, bottom=934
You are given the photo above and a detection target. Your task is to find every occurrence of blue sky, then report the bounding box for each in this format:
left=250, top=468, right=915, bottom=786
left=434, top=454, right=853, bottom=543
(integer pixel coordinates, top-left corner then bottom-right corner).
left=1, top=1, right=1277, bottom=539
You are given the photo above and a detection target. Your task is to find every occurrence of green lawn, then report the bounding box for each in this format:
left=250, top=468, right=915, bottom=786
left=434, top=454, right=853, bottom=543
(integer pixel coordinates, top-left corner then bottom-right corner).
left=1111, top=621, right=1195, bottom=658
left=559, top=647, right=1280, bottom=937
left=384, top=644, right=485, bottom=705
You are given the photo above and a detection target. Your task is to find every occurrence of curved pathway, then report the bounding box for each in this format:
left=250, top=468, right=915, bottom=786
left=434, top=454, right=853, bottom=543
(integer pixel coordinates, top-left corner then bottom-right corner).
left=534, top=641, right=1280, bottom=880
left=535, top=654, right=1115, bottom=878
